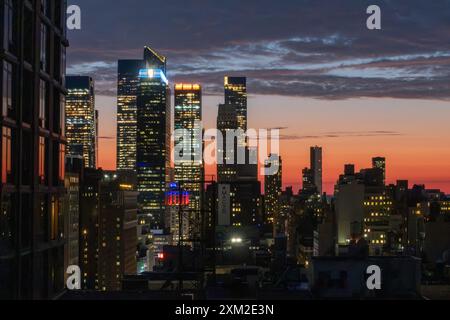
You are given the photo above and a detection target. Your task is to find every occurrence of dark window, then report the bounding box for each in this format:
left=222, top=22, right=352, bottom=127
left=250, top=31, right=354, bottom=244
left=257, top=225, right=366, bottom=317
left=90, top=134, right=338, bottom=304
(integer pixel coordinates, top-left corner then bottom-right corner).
left=39, top=137, right=46, bottom=184
left=33, top=252, right=47, bottom=299
left=19, top=255, right=32, bottom=299
left=3, top=0, right=15, bottom=53
left=41, top=0, right=51, bottom=18
left=0, top=193, right=14, bottom=256
left=40, top=23, right=48, bottom=71
left=61, top=46, right=66, bottom=85
left=53, top=90, right=65, bottom=135
left=54, top=0, right=64, bottom=30
left=53, top=36, right=60, bottom=80
left=23, top=9, right=33, bottom=63
left=2, top=62, right=13, bottom=118
left=36, top=195, right=48, bottom=243
left=22, top=70, right=33, bottom=124
left=50, top=247, right=64, bottom=295
left=39, top=80, right=48, bottom=128
left=60, top=94, right=66, bottom=135
left=21, top=194, right=32, bottom=249
left=0, top=259, right=14, bottom=299
left=21, top=132, right=32, bottom=185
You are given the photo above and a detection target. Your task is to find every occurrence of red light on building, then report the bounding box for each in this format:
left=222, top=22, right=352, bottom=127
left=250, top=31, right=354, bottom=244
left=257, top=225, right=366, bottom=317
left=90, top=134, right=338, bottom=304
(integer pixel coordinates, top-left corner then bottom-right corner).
left=165, top=191, right=190, bottom=207
left=157, top=253, right=164, bottom=260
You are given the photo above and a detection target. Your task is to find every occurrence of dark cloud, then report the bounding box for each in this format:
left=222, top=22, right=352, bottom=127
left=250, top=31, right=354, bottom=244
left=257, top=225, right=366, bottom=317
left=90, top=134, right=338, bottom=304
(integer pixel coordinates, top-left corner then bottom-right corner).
left=67, top=0, right=450, bottom=99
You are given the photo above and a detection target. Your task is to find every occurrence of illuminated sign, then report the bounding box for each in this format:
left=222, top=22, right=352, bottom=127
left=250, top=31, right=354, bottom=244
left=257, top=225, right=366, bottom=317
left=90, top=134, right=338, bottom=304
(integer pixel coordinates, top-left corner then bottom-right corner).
left=165, top=191, right=190, bottom=206
left=138, top=68, right=169, bottom=85
left=166, top=183, right=190, bottom=206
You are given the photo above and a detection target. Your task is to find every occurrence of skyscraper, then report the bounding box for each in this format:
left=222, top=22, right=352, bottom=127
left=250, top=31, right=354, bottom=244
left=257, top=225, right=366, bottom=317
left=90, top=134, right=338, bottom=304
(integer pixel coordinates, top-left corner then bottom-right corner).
left=264, top=155, right=282, bottom=225
left=372, top=157, right=386, bottom=185
left=224, top=77, right=247, bottom=132
left=217, top=103, right=239, bottom=182
left=136, top=47, right=170, bottom=230
left=0, top=0, right=68, bottom=299
left=66, top=76, right=97, bottom=168
left=217, top=79, right=261, bottom=229
left=174, top=84, right=203, bottom=239
left=310, top=146, right=323, bottom=194
left=302, top=167, right=316, bottom=194
left=116, top=60, right=143, bottom=172
left=95, top=109, right=99, bottom=167
left=98, top=179, right=138, bottom=291
left=63, top=155, right=83, bottom=282
left=79, top=168, right=102, bottom=290
left=79, top=169, right=138, bottom=291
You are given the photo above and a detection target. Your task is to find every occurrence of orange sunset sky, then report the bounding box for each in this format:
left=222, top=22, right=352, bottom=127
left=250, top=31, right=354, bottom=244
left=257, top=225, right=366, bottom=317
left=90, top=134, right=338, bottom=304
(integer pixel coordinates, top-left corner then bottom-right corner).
left=96, top=94, right=450, bottom=195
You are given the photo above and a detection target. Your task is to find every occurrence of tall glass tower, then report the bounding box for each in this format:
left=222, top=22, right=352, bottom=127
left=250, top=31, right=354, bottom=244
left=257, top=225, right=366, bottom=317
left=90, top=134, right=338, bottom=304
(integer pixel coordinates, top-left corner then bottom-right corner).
left=66, top=76, right=97, bottom=168
left=174, top=84, right=203, bottom=240
left=116, top=60, right=143, bottom=172
left=224, top=77, right=247, bottom=132
left=136, top=47, right=171, bottom=231
left=217, top=103, right=238, bottom=183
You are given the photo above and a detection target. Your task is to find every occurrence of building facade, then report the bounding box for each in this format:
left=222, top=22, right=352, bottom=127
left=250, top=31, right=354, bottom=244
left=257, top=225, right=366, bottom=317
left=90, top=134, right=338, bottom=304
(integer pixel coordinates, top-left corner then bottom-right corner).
left=310, top=146, right=323, bottom=195
left=136, top=47, right=170, bottom=231
left=264, top=155, right=282, bottom=226
left=224, top=77, right=247, bottom=132
left=0, top=0, right=68, bottom=299
left=98, top=180, right=138, bottom=291
left=217, top=103, right=238, bottom=183
left=372, top=157, right=386, bottom=185
left=66, top=76, right=96, bottom=168
left=63, top=155, right=83, bottom=280
left=116, top=60, right=143, bottom=173
left=174, top=83, right=203, bottom=242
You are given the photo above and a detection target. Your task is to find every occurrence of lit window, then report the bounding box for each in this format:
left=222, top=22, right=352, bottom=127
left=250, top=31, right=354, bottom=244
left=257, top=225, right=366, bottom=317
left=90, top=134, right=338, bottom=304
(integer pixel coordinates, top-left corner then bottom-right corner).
left=39, top=137, right=46, bottom=184
left=51, top=196, right=59, bottom=240
left=59, top=144, right=66, bottom=181
left=1, top=127, right=12, bottom=184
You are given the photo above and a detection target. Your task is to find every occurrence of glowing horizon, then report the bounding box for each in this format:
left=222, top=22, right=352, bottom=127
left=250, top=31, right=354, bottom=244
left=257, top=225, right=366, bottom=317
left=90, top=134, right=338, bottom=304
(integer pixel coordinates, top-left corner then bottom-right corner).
left=95, top=94, right=450, bottom=195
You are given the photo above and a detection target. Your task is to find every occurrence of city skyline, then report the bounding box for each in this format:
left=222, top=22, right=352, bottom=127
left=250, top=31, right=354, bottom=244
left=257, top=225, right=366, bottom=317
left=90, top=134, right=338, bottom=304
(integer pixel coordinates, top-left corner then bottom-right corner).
left=67, top=0, right=450, bottom=194
left=89, top=92, right=450, bottom=194
left=2, top=0, right=450, bottom=303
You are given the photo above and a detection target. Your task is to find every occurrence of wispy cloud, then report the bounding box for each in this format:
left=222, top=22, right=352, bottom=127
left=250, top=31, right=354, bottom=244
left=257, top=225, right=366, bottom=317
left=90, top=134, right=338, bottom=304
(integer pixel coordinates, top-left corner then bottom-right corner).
left=67, top=0, right=450, bottom=100
left=279, top=131, right=403, bottom=141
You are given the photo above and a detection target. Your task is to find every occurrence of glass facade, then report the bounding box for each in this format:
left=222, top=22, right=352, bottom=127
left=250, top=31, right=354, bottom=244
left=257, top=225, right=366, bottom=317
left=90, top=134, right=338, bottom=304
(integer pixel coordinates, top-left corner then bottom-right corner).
left=136, top=47, right=170, bottom=230
left=0, top=0, right=68, bottom=299
left=65, top=76, right=97, bottom=168
left=116, top=60, right=143, bottom=171
left=224, top=76, right=247, bottom=132
left=2, top=61, right=12, bottom=118
left=174, top=84, right=203, bottom=242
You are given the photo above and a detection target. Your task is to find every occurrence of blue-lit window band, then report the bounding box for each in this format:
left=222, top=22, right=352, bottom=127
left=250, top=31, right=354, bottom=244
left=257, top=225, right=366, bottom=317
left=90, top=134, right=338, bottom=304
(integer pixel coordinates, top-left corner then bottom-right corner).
left=138, top=68, right=169, bottom=85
